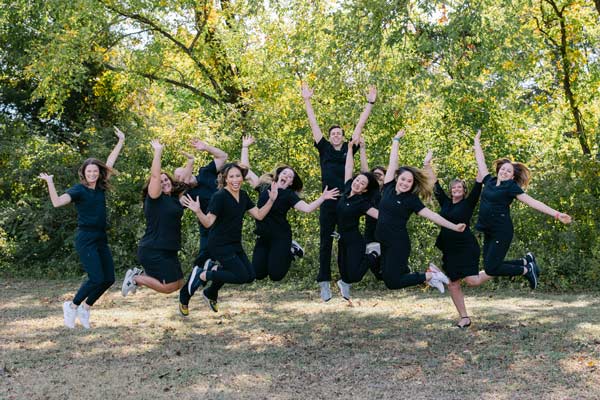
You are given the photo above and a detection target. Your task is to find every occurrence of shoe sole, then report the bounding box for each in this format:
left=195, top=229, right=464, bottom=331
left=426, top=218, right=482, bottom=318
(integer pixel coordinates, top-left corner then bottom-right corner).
left=121, top=269, right=135, bottom=297
left=188, top=266, right=200, bottom=295
left=179, top=303, right=189, bottom=317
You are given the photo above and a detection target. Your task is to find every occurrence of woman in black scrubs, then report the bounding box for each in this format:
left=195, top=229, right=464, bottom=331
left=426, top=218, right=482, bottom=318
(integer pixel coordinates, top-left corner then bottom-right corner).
left=334, top=138, right=381, bottom=301
left=39, top=127, right=125, bottom=329
left=473, top=130, right=572, bottom=289
left=121, top=140, right=188, bottom=296
left=424, top=150, right=492, bottom=328
left=376, top=130, right=466, bottom=293
left=182, top=163, right=278, bottom=308
left=240, top=135, right=340, bottom=282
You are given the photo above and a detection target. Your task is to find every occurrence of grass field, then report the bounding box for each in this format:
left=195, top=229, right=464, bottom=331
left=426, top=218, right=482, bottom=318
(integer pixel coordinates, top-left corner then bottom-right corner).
left=1, top=279, right=599, bottom=399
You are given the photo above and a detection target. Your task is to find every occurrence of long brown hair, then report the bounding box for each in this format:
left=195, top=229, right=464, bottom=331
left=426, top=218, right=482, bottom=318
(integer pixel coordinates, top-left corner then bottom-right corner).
left=397, top=166, right=434, bottom=202
left=217, top=163, right=249, bottom=189
left=78, top=158, right=114, bottom=191
left=493, top=158, right=531, bottom=188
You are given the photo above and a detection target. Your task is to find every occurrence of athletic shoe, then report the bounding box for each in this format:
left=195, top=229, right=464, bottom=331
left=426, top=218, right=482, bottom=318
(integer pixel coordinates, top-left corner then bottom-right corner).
left=331, top=231, right=340, bottom=240
left=337, top=279, right=351, bottom=300
left=524, top=263, right=538, bottom=289
left=188, top=262, right=210, bottom=296
left=179, top=303, right=189, bottom=317
left=121, top=268, right=138, bottom=297
left=62, top=301, right=77, bottom=329
left=77, top=304, right=91, bottom=329
left=429, top=266, right=450, bottom=285
left=525, top=252, right=540, bottom=277
left=427, top=276, right=445, bottom=293
left=319, top=281, right=332, bottom=302
left=203, top=291, right=219, bottom=313
left=290, top=240, right=305, bottom=258
left=365, top=242, right=381, bottom=257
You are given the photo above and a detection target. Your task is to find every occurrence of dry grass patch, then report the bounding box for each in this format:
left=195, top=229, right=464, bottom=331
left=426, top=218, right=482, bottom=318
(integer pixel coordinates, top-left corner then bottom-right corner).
left=1, top=280, right=599, bottom=399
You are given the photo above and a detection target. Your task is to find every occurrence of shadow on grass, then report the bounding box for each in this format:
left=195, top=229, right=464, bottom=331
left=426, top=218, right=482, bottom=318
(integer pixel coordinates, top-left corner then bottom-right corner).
left=1, top=280, right=599, bottom=400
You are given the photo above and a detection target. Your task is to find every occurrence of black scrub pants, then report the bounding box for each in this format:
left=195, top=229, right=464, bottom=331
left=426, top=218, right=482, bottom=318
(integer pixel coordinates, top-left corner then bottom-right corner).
left=73, top=229, right=115, bottom=306
left=317, top=199, right=338, bottom=282
left=380, top=234, right=426, bottom=289
left=253, top=231, right=293, bottom=282
left=480, top=216, right=524, bottom=277
left=338, top=230, right=378, bottom=283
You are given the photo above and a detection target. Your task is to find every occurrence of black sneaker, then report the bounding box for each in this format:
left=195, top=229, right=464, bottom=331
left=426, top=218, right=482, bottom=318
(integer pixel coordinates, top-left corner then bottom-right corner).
left=290, top=240, right=304, bottom=258
left=203, top=290, right=218, bottom=313
left=524, top=263, right=538, bottom=289
left=525, top=252, right=540, bottom=277
left=188, top=264, right=207, bottom=296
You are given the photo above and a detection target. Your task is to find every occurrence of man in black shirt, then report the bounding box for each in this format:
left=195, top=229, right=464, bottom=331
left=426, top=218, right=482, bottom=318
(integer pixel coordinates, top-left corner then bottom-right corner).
left=301, top=83, right=377, bottom=301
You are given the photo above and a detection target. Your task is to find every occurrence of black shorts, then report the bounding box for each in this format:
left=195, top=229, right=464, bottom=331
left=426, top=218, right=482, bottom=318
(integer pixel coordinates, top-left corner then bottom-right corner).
left=137, top=247, right=183, bottom=284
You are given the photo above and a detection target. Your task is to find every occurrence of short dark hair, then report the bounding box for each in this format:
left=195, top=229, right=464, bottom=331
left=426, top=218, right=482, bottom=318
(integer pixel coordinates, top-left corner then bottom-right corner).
left=328, top=125, right=345, bottom=136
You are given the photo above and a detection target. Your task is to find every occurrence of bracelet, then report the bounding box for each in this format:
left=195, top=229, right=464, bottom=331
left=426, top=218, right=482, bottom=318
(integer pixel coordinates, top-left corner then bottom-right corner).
left=368, top=101, right=375, bottom=105
left=393, top=137, right=401, bottom=142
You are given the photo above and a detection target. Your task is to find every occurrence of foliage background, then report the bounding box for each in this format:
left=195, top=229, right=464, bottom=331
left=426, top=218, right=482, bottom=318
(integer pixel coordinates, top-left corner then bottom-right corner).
left=1, top=0, right=598, bottom=289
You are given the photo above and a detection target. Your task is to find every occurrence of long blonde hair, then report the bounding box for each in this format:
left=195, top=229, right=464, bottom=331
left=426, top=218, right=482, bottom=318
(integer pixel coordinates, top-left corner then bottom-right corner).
left=397, top=166, right=434, bottom=202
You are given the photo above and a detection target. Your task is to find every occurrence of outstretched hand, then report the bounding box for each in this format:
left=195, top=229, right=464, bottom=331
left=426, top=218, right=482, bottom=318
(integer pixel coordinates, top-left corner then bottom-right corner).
left=181, top=194, right=201, bottom=213
left=557, top=213, right=572, bottom=224
left=114, top=126, right=125, bottom=141
left=150, top=139, right=164, bottom=153
left=191, top=139, right=208, bottom=151
left=38, top=173, right=53, bottom=183
left=366, top=85, right=377, bottom=103
left=394, top=129, right=406, bottom=140
left=242, top=135, right=255, bottom=148
left=301, top=82, right=313, bottom=100
left=423, top=149, right=434, bottom=166
left=322, top=186, right=340, bottom=201
left=268, top=181, right=279, bottom=202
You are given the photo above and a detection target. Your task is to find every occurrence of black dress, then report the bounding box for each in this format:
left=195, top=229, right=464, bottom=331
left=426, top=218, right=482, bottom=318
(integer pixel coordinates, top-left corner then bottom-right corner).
left=433, top=181, right=482, bottom=281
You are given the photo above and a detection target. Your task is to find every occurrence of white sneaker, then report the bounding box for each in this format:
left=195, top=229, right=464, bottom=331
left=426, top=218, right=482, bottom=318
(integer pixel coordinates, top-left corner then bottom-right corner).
left=427, top=277, right=445, bottom=293
left=62, top=301, right=77, bottom=329
left=130, top=268, right=143, bottom=294
left=365, top=242, right=381, bottom=256
left=77, top=304, right=91, bottom=329
left=319, top=281, right=332, bottom=302
left=121, top=268, right=138, bottom=297
left=337, top=279, right=351, bottom=300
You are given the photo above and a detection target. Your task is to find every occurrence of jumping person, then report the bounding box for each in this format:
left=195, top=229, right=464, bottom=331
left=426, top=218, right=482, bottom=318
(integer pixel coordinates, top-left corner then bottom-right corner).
left=473, top=130, right=572, bottom=291
left=240, top=135, right=340, bottom=282
left=301, top=82, right=377, bottom=301
left=121, top=140, right=188, bottom=297
left=424, top=150, right=491, bottom=328
left=376, top=130, right=466, bottom=293
left=177, top=139, right=228, bottom=315
left=334, top=138, right=380, bottom=301
left=39, top=127, right=125, bottom=329
left=182, top=163, right=278, bottom=313
left=358, top=137, right=386, bottom=280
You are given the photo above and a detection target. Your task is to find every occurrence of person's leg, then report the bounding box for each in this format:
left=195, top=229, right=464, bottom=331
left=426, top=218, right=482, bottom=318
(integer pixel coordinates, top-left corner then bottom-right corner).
left=73, top=232, right=109, bottom=306
left=317, top=201, right=337, bottom=282
left=344, top=232, right=375, bottom=284
left=135, top=275, right=184, bottom=293
left=83, top=235, right=115, bottom=306
left=381, top=241, right=426, bottom=290
left=252, top=236, right=270, bottom=281
left=447, top=280, right=471, bottom=327
left=205, top=253, right=252, bottom=284
left=136, top=248, right=184, bottom=294
left=482, top=229, right=524, bottom=277
left=267, top=235, right=293, bottom=282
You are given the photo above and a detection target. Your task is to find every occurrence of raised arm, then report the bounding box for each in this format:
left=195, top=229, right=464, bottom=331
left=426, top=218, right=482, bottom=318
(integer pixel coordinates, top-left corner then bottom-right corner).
left=473, top=130, right=489, bottom=178
left=422, top=150, right=436, bottom=180
left=418, top=207, right=466, bottom=232
left=359, top=137, right=369, bottom=173
left=191, top=138, right=229, bottom=171
left=351, top=85, right=377, bottom=142
left=38, top=173, right=72, bottom=207
left=294, top=186, right=340, bottom=213
left=148, top=140, right=164, bottom=199
left=181, top=194, right=217, bottom=228
left=516, top=193, right=572, bottom=224
left=301, top=82, right=324, bottom=144
left=105, top=127, right=125, bottom=169
left=345, top=137, right=358, bottom=182
left=247, top=182, right=279, bottom=220
left=240, top=135, right=259, bottom=188
left=384, top=130, right=405, bottom=184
